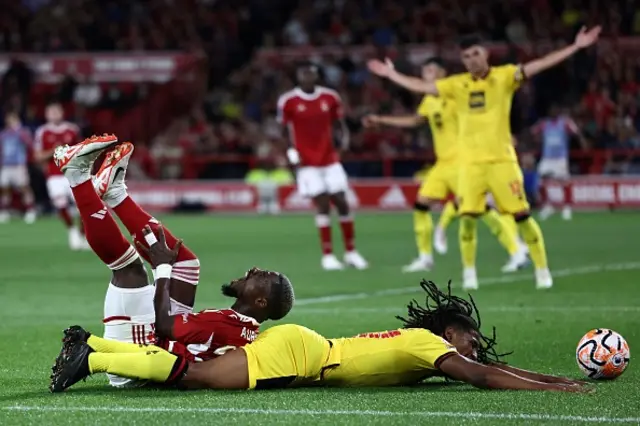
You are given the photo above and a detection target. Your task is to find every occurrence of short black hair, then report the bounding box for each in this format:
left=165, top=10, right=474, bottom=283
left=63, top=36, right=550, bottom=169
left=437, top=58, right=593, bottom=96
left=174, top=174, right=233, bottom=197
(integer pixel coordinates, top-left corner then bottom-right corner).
left=458, top=34, right=484, bottom=49
left=267, top=272, right=295, bottom=320
left=423, top=56, right=445, bottom=68
left=396, top=280, right=512, bottom=364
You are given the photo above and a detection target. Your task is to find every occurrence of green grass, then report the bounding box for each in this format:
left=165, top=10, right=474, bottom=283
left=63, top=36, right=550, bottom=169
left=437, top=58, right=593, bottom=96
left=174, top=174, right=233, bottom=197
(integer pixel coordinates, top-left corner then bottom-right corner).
left=0, top=212, right=639, bottom=425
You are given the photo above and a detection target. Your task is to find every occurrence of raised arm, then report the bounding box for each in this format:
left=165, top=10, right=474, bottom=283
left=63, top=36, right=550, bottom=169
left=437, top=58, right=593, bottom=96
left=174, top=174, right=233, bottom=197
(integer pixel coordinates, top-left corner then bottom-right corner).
left=368, top=58, right=439, bottom=95
left=439, top=354, right=591, bottom=392
left=362, top=114, right=426, bottom=129
left=135, top=225, right=183, bottom=340
left=523, top=26, right=600, bottom=79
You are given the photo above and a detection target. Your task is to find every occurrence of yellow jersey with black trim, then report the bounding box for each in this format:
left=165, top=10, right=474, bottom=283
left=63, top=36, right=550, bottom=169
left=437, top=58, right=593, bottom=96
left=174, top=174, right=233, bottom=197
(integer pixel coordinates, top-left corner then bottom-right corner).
left=435, top=64, right=523, bottom=164
left=416, top=95, right=459, bottom=164
left=321, top=328, right=458, bottom=387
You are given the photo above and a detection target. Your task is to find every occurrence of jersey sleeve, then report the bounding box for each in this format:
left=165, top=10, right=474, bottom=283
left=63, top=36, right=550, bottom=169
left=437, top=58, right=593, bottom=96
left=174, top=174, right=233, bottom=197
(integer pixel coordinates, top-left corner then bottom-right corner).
left=435, top=76, right=456, bottom=99
left=411, top=331, right=458, bottom=370
left=276, top=96, right=291, bottom=125
left=330, top=92, right=344, bottom=120
left=171, top=311, right=222, bottom=344
left=499, top=64, right=526, bottom=92
left=416, top=96, right=430, bottom=117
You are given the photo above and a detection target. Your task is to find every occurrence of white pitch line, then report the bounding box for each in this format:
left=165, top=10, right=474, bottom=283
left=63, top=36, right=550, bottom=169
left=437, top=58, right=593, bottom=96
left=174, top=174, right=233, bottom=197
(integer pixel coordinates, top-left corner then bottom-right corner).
left=3, top=406, right=640, bottom=424
left=294, top=306, right=640, bottom=314
left=295, top=262, right=640, bottom=306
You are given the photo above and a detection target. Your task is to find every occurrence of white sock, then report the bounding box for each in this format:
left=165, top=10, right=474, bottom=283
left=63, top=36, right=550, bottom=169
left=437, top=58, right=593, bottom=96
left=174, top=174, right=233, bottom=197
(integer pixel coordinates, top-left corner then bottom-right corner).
left=104, top=188, right=127, bottom=209
left=103, top=283, right=155, bottom=387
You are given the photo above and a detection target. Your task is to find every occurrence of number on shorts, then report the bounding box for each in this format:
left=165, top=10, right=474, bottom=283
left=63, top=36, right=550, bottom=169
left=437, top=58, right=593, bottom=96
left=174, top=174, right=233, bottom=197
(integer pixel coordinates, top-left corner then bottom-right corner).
left=509, top=180, right=524, bottom=200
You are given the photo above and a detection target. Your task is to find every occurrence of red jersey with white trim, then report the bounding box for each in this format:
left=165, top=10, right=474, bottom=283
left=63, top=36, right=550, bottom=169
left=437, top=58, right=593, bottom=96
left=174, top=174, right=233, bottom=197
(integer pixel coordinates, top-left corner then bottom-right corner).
left=157, top=309, right=260, bottom=362
left=34, top=122, right=80, bottom=176
left=277, top=86, right=344, bottom=167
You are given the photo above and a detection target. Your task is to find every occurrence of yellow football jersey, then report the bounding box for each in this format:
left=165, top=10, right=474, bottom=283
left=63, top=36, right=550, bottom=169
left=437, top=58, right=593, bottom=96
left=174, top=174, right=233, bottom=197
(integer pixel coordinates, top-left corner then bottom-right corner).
left=435, top=64, right=523, bottom=164
left=416, top=95, right=458, bottom=163
left=322, top=328, right=457, bottom=387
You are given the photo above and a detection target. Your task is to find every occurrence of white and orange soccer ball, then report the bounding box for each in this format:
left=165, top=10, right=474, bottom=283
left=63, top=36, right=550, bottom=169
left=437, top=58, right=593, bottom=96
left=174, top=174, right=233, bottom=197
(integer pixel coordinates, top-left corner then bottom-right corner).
left=576, top=329, right=630, bottom=379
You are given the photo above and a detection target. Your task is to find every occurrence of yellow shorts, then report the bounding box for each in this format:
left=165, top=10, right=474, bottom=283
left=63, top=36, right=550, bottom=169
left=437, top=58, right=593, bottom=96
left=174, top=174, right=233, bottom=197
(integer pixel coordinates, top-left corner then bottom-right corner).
left=417, top=161, right=459, bottom=200
left=241, top=324, right=338, bottom=389
left=458, top=161, right=529, bottom=215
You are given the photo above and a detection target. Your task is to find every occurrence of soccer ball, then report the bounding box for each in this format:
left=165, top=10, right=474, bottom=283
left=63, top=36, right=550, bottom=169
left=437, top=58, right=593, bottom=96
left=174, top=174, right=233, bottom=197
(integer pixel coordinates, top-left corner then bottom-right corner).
left=576, top=329, right=630, bottom=379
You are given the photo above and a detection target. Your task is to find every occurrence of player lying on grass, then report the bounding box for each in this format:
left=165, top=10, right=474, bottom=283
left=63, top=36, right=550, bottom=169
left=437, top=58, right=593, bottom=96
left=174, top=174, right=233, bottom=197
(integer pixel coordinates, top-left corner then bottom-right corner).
left=49, top=136, right=294, bottom=387
left=52, top=246, right=590, bottom=393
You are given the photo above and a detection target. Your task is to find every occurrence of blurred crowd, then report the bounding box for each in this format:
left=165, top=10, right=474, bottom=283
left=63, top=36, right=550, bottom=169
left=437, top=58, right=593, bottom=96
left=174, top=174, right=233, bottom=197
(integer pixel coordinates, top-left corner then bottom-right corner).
left=3, top=0, right=640, bottom=179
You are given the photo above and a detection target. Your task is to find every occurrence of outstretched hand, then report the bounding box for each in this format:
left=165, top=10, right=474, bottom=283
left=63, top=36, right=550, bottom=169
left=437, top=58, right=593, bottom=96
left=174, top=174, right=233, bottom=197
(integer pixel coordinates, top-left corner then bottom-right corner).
left=367, top=58, right=395, bottom=78
left=135, top=225, right=183, bottom=268
left=574, top=26, right=601, bottom=49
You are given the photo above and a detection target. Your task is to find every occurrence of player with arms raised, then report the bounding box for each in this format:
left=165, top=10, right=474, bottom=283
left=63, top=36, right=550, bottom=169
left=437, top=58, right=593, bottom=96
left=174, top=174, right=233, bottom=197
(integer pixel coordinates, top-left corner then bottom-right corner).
left=367, top=26, right=601, bottom=289
left=0, top=112, right=36, bottom=224
left=49, top=135, right=293, bottom=388
left=277, top=63, right=368, bottom=271
left=532, top=104, right=586, bottom=221
left=34, top=102, right=86, bottom=250
left=362, top=58, right=527, bottom=273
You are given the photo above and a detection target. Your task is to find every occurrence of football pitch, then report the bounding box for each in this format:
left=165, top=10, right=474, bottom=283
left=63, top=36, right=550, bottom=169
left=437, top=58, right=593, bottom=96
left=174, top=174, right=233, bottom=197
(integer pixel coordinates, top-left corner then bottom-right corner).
left=0, top=211, right=638, bottom=425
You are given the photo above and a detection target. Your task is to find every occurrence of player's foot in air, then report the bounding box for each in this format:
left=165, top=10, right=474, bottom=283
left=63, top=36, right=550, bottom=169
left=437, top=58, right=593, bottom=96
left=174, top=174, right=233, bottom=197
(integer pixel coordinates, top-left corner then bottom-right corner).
left=535, top=268, right=553, bottom=290
left=344, top=251, right=369, bottom=270
left=94, top=142, right=133, bottom=205
left=433, top=226, right=448, bottom=254
left=322, top=254, right=344, bottom=271
left=53, top=134, right=119, bottom=174
left=501, top=246, right=529, bottom=273
left=538, top=204, right=555, bottom=221
left=462, top=267, right=479, bottom=290
left=562, top=206, right=572, bottom=221
left=402, top=254, right=433, bottom=273
left=50, top=340, right=93, bottom=393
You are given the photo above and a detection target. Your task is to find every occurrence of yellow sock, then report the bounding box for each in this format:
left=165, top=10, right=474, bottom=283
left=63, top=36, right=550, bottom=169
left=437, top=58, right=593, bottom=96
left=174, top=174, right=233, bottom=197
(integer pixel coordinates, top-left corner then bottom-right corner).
left=459, top=216, right=477, bottom=268
left=481, top=209, right=518, bottom=256
left=413, top=209, right=433, bottom=256
left=437, top=201, right=458, bottom=231
left=88, top=349, right=178, bottom=383
left=87, top=335, right=153, bottom=353
left=501, top=213, right=519, bottom=241
left=517, top=217, right=548, bottom=269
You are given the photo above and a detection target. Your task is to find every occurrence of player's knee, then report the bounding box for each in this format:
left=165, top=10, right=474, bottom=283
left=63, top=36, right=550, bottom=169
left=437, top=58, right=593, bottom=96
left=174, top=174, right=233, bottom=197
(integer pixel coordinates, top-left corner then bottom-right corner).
left=414, top=201, right=430, bottom=212
left=514, top=212, right=531, bottom=223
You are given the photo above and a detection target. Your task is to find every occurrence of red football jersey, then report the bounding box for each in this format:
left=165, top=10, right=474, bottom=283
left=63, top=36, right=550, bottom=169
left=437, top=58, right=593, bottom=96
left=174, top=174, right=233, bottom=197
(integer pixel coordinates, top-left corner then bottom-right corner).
left=34, top=122, right=80, bottom=176
left=157, top=309, right=260, bottom=362
left=277, top=86, right=344, bottom=167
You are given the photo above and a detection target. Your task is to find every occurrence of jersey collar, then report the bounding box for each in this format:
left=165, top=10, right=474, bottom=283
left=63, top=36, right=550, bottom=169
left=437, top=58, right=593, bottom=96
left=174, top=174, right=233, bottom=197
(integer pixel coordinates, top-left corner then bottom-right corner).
left=471, top=67, right=492, bottom=81
left=294, top=87, right=320, bottom=101
left=230, top=309, right=261, bottom=326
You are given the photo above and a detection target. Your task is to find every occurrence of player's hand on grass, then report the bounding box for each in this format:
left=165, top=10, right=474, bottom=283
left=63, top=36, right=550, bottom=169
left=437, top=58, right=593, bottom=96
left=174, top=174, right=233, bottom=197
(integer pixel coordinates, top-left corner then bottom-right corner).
left=574, top=26, right=601, bottom=49
left=136, top=225, right=183, bottom=268
left=367, top=58, right=395, bottom=78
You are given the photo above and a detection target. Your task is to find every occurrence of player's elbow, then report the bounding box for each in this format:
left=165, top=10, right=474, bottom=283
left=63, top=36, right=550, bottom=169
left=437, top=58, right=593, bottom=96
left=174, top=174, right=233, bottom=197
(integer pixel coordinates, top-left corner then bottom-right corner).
left=466, top=370, right=491, bottom=389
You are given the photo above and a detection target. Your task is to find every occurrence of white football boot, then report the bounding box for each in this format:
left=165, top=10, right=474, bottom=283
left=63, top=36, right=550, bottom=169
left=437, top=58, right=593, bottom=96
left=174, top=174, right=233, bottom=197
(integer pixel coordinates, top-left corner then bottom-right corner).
left=433, top=226, right=448, bottom=254
left=501, top=246, right=530, bottom=273
left=462, top=267, right=479, bottom=290
left=535, top=268, right=553, bottom=289
left=402, top=254, right=433, bottom=273
left=0, top=211, right=9, bottom=223
left=24, top=209, right=36, bottom=224
left=322, top=254, right=344, bottom=271
left=93, top=142, right=133, bottom=206
left=561, top=206, right=572, bottom=221
left=344, top=251, right=369, bottom=270
left=53, top=134, right=119, bottom=177
left=538, top=204, right=555, bottom=220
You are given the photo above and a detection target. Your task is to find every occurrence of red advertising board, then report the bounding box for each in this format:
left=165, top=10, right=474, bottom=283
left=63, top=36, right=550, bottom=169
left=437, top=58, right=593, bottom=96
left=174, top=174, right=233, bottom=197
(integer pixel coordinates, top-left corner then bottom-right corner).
left=126, top=177, right=640, bottom=213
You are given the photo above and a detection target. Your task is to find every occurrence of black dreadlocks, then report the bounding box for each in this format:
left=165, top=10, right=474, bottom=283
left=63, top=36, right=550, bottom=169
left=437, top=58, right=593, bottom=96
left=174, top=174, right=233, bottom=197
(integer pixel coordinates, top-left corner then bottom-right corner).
left=396, top=280, right=512, bottom=364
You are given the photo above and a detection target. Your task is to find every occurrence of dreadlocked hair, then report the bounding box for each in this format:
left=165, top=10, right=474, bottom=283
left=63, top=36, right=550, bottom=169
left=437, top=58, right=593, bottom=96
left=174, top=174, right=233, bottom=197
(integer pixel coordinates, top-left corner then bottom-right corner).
left=396, top=280, right=512, bottom=364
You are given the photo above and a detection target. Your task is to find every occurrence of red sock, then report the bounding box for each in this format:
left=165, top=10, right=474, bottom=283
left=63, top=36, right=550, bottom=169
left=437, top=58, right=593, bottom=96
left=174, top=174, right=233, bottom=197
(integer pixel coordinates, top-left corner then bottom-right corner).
left=339, top=215, right=355, bottom=252
left=58, top=208, right=73, bottom=228
left=113, top=196, right=198, bottom=278
left=315, top=215, right=333, bottom=255
left=71, top=180, right=136, bottom=268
